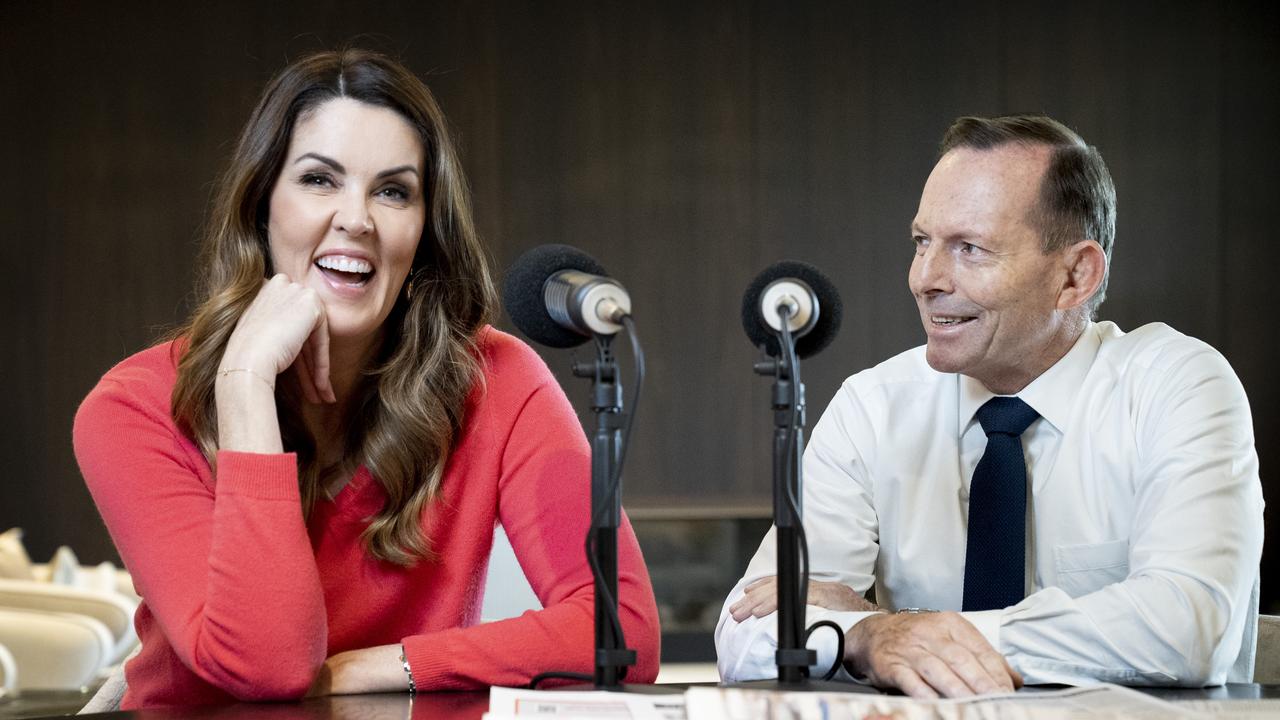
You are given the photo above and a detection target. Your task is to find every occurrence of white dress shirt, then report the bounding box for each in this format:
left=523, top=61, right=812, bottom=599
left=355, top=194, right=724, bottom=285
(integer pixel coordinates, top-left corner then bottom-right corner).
left=716, top=321, right=1264, bottom=686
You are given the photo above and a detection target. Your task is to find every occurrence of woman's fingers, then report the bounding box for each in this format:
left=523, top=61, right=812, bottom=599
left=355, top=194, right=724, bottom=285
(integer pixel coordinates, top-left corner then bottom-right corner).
left=307, top=304, right=336, bottom=403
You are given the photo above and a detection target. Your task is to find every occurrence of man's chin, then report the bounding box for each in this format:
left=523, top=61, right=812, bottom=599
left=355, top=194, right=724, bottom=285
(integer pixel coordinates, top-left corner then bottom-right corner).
left=923, top=344, right=972, bottom=376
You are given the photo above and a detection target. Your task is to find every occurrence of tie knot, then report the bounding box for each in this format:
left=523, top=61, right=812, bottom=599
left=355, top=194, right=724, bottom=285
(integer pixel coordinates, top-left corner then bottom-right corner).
left=976, top=396, right=1039, bottom=437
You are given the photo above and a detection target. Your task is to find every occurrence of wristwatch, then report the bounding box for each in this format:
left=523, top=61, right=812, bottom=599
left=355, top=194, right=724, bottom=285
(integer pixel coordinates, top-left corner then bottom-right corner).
left=896, top=607, right=940, bottom=614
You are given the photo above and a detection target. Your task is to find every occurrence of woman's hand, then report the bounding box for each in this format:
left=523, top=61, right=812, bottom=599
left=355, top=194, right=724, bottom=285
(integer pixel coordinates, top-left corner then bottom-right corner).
left=221, top=274, right=336, bottom=403
left=307, top=644, right=408, bottom=696
left=729, top=576, right=878, bottom=621
left=216, top=274, right=335, bottom=453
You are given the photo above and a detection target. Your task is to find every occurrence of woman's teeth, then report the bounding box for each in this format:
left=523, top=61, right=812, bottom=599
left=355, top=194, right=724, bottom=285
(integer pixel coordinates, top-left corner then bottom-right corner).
left=316, top=256, right=373, bottom=274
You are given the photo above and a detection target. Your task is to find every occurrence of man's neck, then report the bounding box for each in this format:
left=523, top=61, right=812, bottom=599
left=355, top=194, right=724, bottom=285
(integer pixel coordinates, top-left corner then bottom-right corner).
left=977, top=316, right=1089, bottom=395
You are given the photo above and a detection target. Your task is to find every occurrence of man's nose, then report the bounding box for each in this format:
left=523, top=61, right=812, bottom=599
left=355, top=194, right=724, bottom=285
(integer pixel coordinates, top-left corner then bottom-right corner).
left=909, top=243, right=953, bottom=296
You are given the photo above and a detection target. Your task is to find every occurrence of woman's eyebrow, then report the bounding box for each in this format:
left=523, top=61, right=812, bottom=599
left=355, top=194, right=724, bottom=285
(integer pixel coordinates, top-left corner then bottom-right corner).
left=294, top=152, right=344, bottom=172
left=292, top=153, right=418, bottom=181
left=376, top=165, right=419, bottom=180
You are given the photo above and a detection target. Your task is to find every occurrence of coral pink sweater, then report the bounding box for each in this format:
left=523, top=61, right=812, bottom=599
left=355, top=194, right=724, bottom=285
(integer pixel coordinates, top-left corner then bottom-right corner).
left=73, top=328, right=660, bottom=708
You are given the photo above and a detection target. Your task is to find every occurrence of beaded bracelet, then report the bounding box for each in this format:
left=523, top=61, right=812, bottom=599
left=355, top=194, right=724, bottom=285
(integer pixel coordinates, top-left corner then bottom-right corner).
left=400, top=645, right=416, bottom=695
left=216, top=367, right=275, bottom=391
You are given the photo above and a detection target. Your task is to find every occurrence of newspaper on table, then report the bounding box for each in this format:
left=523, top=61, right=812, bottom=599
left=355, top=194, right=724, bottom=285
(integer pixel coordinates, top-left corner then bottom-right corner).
left=485, top=686, right=686, bottom=720
left=486, top=683, right=1244, bottom=720
left=684, top=684, right=1202, bottom=719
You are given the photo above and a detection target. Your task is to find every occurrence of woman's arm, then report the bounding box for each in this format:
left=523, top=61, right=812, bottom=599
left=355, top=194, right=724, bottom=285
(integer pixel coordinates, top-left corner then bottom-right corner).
left=73, top=276, right=337, bottom=701
left=399, top=380, right=661, bottom=690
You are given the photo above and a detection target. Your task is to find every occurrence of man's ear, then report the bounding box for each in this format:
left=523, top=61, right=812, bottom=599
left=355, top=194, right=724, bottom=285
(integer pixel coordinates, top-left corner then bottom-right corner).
left=1056, top=240, right=1107, bottom=311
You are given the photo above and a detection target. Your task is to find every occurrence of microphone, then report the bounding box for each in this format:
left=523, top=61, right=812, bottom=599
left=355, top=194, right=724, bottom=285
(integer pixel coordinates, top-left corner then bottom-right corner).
left=741, top=260, right=842, bottom=359
left=503, top=244, right=633, bottom=348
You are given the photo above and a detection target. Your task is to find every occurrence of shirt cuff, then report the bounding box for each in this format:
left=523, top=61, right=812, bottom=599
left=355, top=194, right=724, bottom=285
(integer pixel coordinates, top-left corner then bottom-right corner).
left=959, top=609, right=1003, bottom=652
left=214, top=450, right=299, bottom=500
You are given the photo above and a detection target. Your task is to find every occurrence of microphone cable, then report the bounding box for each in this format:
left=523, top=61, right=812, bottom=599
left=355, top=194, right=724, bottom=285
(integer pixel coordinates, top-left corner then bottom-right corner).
left=777, top=309, right=845, bottom=682
left=529, top=314, right=643, bottom=689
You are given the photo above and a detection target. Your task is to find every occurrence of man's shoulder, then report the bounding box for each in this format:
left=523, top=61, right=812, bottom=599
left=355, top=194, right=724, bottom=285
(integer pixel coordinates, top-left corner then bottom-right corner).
left=841, top=344, right=940, bottom=394
left=1094, top=321, right=1233, bottom=380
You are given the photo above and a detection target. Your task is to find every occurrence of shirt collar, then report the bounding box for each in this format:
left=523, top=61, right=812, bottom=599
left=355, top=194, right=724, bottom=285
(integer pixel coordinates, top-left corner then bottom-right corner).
left=958, top=322, right=1102, bottom=436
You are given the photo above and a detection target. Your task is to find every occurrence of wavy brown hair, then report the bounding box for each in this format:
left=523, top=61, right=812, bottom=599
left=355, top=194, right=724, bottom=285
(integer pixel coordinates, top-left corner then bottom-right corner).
left=171, top=49, right=496, bottom=566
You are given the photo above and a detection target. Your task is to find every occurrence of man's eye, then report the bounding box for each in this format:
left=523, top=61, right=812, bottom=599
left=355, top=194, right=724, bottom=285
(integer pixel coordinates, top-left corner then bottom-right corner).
left=912, top=236, right=928, bottom=254
left=960, top=242, right=979, bottom=255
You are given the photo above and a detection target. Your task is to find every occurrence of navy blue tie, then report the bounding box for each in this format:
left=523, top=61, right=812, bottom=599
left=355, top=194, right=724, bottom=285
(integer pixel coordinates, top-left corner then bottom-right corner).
left=962, top=397, right=1040, bottom=611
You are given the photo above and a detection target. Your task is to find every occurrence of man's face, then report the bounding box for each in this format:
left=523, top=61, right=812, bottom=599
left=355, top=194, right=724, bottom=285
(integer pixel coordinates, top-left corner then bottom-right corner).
left=908, top=144, right=1072, bottom=394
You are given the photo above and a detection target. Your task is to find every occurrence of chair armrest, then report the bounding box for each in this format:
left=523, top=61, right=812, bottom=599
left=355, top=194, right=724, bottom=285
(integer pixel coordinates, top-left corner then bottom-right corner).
left=0, top=608, right=114, bottom=690
left=0, top=579, right=138, bottom=664
left=0, top=641, right=16, bottom=692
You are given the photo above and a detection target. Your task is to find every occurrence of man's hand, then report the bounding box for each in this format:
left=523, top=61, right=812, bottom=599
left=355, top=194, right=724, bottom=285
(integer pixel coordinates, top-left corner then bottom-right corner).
left=729, top=576, right=878, bottom=621
left=845, top=612, right=1022, bottom=698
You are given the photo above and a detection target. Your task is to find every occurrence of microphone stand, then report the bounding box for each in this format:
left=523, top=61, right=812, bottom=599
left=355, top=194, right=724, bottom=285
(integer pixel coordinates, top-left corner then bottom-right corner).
left=571, top=334, right=636, bottom=688
left=732, top=311, right=876, bottom=694
left=752, top=324, right=813, bottom=684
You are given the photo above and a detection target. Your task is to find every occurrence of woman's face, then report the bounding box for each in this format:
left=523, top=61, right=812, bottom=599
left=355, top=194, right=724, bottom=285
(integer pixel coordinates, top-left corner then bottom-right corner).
left=267, top=97, right=426, bottom=347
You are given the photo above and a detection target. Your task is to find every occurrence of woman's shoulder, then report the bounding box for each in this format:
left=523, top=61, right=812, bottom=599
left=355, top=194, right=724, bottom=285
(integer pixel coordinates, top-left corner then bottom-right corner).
left=475, top=326, right=556, bottom=387
left=79, top=339, right=184, bottom=420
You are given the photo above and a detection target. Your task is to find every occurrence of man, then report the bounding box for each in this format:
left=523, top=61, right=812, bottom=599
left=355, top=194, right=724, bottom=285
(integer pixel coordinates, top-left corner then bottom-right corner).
left=715, top=114, right=1264, bottom=698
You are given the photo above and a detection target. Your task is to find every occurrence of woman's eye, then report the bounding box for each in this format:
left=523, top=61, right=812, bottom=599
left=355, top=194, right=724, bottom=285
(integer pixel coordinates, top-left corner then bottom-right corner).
left=378, top=185, right=410, bottom=201
left=299, top=173, right=334, bottom=188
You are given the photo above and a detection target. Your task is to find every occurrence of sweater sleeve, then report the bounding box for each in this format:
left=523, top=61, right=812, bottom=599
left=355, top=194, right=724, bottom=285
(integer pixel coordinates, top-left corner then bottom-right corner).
left=72, top=375, right=328, bottom=701
left=401, top=380, right=662, bottom=689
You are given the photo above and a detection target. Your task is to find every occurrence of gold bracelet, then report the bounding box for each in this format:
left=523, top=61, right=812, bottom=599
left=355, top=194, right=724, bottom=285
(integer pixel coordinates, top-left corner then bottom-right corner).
left=400, top=645, right=416, bottom=695
left=216, top=368, right=275, bottom=391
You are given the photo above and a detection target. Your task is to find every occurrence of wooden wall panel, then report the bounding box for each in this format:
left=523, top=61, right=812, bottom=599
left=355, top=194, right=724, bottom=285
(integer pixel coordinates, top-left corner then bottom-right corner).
left=1, top=0, right=1275, bottom=608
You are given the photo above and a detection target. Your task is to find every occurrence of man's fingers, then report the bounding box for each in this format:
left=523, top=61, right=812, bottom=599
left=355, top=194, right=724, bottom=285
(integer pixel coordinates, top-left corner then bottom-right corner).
left=744, top=577, right=774, bottom=593
left=884, top=663, right=939, bottom=700
left=914, top=652, right=977, bottom=698
left=937, top=643, right=1011, bottom=695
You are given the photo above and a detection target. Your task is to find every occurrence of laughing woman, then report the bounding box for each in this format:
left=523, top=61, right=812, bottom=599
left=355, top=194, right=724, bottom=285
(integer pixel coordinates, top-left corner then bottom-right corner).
left=73, top=49, right=660, bottom=709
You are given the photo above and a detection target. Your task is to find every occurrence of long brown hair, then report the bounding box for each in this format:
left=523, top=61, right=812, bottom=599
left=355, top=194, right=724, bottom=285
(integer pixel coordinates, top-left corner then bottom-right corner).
left=171, top=49, right=496, bottom=565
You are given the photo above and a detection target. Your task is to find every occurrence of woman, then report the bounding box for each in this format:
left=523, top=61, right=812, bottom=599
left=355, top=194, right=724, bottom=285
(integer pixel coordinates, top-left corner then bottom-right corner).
left=73, top=49, right=660, bottom=708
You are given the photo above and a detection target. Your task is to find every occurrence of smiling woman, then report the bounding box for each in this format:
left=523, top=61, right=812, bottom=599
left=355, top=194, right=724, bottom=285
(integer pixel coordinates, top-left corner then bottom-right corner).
left=70, top=49, right=660, bottom=709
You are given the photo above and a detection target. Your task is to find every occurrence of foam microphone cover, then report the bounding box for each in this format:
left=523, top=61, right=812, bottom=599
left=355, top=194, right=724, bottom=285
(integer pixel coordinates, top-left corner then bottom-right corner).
left=503, top=244, right=609, bottom=348
left=741, top=260, right=843, bottom=359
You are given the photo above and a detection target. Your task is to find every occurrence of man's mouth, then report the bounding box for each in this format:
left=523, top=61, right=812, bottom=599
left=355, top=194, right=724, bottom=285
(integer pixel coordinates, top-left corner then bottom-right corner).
left=930, top=315, right=976, bottom=327
left=316, top=256, right=375, bottom=286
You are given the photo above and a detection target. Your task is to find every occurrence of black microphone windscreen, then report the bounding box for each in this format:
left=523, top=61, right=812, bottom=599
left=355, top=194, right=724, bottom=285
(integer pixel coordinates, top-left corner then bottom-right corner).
left=503, top=244, right=609, bottom=348
left=741, top=260, right=843, bottom=359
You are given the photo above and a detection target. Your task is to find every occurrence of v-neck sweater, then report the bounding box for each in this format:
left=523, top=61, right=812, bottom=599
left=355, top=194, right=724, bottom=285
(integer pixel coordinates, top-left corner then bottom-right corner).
left=73, top=327, right=660, bottom=708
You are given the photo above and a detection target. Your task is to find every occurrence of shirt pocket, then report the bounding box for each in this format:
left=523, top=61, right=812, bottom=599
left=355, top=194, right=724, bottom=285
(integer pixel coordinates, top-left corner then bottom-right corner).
left=1052, top=540, right=1129, bottom=598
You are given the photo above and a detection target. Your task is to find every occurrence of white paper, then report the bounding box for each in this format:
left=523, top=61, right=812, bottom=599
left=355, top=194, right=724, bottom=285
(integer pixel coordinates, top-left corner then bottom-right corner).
left=682, top=684, right=1199, bottom=720
left=485, top=686, right=687, bottom=720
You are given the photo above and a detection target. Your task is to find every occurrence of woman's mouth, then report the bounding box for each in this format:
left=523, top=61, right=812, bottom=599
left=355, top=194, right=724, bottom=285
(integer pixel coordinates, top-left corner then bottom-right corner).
left=316, top=256, right=375, bottom=287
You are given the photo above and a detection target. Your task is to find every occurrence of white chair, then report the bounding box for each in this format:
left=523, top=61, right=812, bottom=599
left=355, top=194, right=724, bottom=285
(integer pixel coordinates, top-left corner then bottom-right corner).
left=0, top=578, right=138, bottom=664
left=1256, top=614, right=1280, bottom=684
left=0, top=608, right=114, bottom=690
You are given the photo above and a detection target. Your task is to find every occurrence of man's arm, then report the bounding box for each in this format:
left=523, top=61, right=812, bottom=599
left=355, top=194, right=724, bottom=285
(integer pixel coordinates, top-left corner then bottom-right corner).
left=714, top=381, right=884, bottom=682
left=970, top=345, right=1263, bottom=686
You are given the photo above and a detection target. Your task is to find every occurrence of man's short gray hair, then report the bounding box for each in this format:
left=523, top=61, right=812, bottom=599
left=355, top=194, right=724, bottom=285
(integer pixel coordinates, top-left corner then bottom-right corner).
left=940, top=114, right=1117, bottom=314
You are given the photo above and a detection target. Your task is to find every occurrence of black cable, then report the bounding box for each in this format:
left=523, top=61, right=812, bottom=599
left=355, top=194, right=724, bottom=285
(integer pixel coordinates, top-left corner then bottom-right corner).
left=778, top=311, right=843, bottom=682
left=532, top=318, right=644, bottom=689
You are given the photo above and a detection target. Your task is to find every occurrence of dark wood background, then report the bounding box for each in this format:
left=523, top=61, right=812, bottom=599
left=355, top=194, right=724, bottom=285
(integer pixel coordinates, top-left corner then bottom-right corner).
left=2, top=1, right=1276, bottom=611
